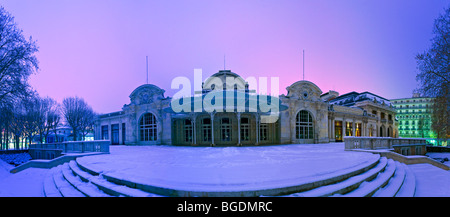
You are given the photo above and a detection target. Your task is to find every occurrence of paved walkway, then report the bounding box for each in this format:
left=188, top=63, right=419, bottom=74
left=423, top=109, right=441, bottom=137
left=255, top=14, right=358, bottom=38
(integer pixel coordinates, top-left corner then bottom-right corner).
left=408, top=163, right=450, bottom=197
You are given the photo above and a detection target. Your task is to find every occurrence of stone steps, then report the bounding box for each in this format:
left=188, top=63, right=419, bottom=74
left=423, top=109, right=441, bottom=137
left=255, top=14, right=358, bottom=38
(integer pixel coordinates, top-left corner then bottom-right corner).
left=43, top=155, right=416, bottom=197
left=283, top=157, right=416, bottom=197
left=43, top=160, right=162, bottom=197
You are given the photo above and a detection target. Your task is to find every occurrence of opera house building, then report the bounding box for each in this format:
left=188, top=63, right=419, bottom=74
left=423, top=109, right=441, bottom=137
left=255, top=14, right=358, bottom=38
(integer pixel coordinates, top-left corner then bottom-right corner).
left=94, top=70, right=398, bottom=146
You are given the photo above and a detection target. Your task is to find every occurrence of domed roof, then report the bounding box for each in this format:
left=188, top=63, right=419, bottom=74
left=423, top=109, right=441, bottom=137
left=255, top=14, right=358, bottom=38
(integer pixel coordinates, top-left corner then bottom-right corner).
left=129, top=84, right=165, bottom=105
left=286, top=80, right=323, bottom=101
left=203, top=70, right=247, bottom=91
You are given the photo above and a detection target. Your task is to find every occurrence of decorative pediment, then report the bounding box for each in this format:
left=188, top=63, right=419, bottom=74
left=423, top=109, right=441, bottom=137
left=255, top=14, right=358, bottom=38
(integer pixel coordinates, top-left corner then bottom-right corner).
left=286, top=80, right=322, bottom=101
left=129, top=84, right=165, bottom=105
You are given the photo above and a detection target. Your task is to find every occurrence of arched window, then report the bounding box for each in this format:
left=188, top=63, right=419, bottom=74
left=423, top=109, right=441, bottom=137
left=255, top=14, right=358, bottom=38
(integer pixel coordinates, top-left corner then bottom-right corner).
left=140, top=113, right=157, bottom=141
left=296, top=110, right=314, bottom=139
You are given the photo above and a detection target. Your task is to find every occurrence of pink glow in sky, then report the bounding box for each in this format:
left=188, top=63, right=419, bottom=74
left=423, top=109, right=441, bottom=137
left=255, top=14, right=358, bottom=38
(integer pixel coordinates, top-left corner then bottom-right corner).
left=1, top=0, right=448, bottom=114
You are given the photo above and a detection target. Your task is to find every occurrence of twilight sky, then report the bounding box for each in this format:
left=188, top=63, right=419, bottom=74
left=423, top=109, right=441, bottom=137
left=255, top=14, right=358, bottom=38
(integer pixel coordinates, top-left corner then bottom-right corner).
left=1, top=0, right=448, bottom=114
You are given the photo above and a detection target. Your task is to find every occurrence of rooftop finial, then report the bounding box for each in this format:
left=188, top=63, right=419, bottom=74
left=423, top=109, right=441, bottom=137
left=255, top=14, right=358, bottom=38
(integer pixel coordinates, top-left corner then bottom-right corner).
left=146, top=56, right=149, bottom=84
left=303, top=49, right=305, bottom=81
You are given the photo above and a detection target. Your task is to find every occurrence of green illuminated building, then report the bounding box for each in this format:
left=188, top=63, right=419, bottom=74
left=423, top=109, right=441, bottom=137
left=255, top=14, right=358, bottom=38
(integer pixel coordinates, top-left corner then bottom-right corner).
left=390, top=94, right=435, bottom=138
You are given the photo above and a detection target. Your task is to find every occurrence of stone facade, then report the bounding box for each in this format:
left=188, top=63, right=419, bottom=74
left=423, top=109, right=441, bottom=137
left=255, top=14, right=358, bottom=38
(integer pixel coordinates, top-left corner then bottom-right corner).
left=94, top=70, right=398, bottom=146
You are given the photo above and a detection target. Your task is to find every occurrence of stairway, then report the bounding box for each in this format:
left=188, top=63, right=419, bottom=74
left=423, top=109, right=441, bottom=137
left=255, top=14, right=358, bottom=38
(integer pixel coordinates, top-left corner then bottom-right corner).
left=43, top=160, right=162, bottom=197
left=43, top=156, right=416, bottom=197
left=283, top=157, right=416, bottom=197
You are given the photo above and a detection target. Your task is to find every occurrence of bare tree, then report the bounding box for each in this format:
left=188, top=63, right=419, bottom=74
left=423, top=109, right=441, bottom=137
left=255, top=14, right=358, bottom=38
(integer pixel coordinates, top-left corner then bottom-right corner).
left=36, top=96, right=60, bottom=144
left=0, top=6, right=39, bottom=107
left=416, top=6, right=450, bottom=144
left=22, top=95, right=41, bottom=147
left=62, top=97, right=95, bottom=141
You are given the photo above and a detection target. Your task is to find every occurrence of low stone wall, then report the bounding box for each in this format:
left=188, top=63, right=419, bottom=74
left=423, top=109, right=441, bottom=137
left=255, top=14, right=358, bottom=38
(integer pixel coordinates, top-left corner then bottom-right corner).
left=344, top=136, right=427, bottom=150
left=29, top=140, right=110, bottom=160
left=10, top=152, right=107, bottom=173
left=349, top=149, right=450, bottom=171
left=28, top=149, right=62, bottom=160
left=30, top=140, right=110, bottom=153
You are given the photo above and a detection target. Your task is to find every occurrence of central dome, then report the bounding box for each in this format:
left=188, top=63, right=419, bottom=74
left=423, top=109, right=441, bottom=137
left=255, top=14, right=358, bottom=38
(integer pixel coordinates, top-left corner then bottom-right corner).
left=203, top=70, right=248, bottom=92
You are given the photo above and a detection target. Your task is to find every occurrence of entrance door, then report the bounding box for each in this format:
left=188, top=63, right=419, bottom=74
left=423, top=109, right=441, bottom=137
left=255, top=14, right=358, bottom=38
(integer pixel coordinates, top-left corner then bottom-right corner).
left=111, top=124, right=119, bottom=145
left=335, top=121, right=343, bottom=142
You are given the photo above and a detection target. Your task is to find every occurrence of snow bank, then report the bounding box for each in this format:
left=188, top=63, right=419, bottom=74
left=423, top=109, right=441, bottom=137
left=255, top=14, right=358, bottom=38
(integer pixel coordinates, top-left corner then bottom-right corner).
left=0, top=153, right=32, bottom=166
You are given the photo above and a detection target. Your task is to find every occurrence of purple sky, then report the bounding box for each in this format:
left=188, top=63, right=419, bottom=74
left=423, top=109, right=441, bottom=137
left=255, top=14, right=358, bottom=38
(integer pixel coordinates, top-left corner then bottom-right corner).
left=2, top=0, right=448, bottom=114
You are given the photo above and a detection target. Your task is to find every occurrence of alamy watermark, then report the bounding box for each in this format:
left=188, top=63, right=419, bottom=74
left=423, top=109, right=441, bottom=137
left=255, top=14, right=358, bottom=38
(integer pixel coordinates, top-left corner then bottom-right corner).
left=170, top=69, right=280, bottom=123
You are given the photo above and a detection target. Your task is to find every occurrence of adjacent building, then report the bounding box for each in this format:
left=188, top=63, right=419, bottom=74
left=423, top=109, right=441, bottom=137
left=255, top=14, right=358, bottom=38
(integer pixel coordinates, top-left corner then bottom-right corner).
left=94, top=70, right=398, bottom=146
left=390, top=94, right=435, bottom=138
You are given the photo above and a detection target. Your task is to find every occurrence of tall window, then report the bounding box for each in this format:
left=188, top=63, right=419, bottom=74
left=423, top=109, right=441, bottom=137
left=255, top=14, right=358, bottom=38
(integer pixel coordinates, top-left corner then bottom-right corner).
left=355, top=123, right=361, bottom=137
left=346, top=122, right=353, bottom=136
left=260, top=123, right=268, bottom=141
left=202, top=118, right=212, bottom=142
left=296, top=110, right=314, bottom=139
left=140, top=113, right=157, bottom=141
left=184, top=119, right=193, bottom=142
left=101, top=125, right=109, bottom=140
left=111, top=124, right=119, bottom=145
left=221, top=117, right=231, bottom=141
left=241, top=117, right=250, bottom=141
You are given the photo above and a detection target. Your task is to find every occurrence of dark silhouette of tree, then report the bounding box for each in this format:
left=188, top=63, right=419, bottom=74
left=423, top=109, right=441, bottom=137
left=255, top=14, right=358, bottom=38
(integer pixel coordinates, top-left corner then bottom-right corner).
left=416, top=6, right=450, bottom=144
left=0, top=6, right=38, bottom=107
left=62, top=97, right=95, bottom=141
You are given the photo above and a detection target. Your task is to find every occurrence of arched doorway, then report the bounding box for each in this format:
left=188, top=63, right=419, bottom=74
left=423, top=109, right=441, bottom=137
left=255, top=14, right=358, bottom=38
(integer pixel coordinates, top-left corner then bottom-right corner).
left=380, top=125, right=385, bottom=137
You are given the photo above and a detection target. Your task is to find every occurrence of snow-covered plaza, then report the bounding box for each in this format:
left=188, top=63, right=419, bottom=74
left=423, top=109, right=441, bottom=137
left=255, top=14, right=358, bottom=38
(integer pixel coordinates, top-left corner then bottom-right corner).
left=1, top=142, right=450, bottom=197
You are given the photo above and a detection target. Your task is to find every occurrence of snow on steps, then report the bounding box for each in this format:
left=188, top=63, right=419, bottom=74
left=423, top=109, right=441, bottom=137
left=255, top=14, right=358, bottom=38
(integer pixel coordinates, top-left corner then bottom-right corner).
left=283, top=157, right=416, bottom=197
left=43, top=161, right=162, bottom=197
left=340, top=159, right=397, bottom=197
left=286, top=157, right=388, bottom=197
left=44, top=157, right=416, bottom=197
left=394, top=163, right=416, bottom=197
left=68, top=160, right=158, bottom=197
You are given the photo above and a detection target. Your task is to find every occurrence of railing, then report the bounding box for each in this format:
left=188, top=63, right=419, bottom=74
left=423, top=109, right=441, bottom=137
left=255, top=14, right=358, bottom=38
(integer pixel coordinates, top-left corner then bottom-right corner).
left=29, top=140, right=110, bottom=154
left=344, top=136, right=427, bottom=150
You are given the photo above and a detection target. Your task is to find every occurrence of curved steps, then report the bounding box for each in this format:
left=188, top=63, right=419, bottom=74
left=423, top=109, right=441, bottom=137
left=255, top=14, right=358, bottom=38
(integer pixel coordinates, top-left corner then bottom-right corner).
left=283, top=157, right=416, bottom=197
left=43, top=155, right=416, bottom=197
left=43, top=160, right=162, bottom=197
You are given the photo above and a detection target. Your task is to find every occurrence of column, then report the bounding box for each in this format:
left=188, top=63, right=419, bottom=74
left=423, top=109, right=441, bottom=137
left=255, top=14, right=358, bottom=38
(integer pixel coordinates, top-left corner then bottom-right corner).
left=210, top=112, right=215, bottom=146
left=328, top=119, right=331, bottom=141
left=189, top=113, right=197, bottom=146
left=331, top=118, right=335, bottom=142
left=255, top=113, right=260, bottom=146
left=236, top=112, right=241, bottom=146
left=342, top=119, right=346, bottom=138
left=352, top=121, right=356, bottom=137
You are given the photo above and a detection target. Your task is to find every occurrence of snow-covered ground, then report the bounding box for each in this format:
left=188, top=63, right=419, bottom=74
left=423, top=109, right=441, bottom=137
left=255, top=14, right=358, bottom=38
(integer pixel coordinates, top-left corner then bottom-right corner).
left=0, top=142, right=450, bottom=197
left=0, top=159, right=47, bottom=197
left=77, top=143, right=378, bottom=191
